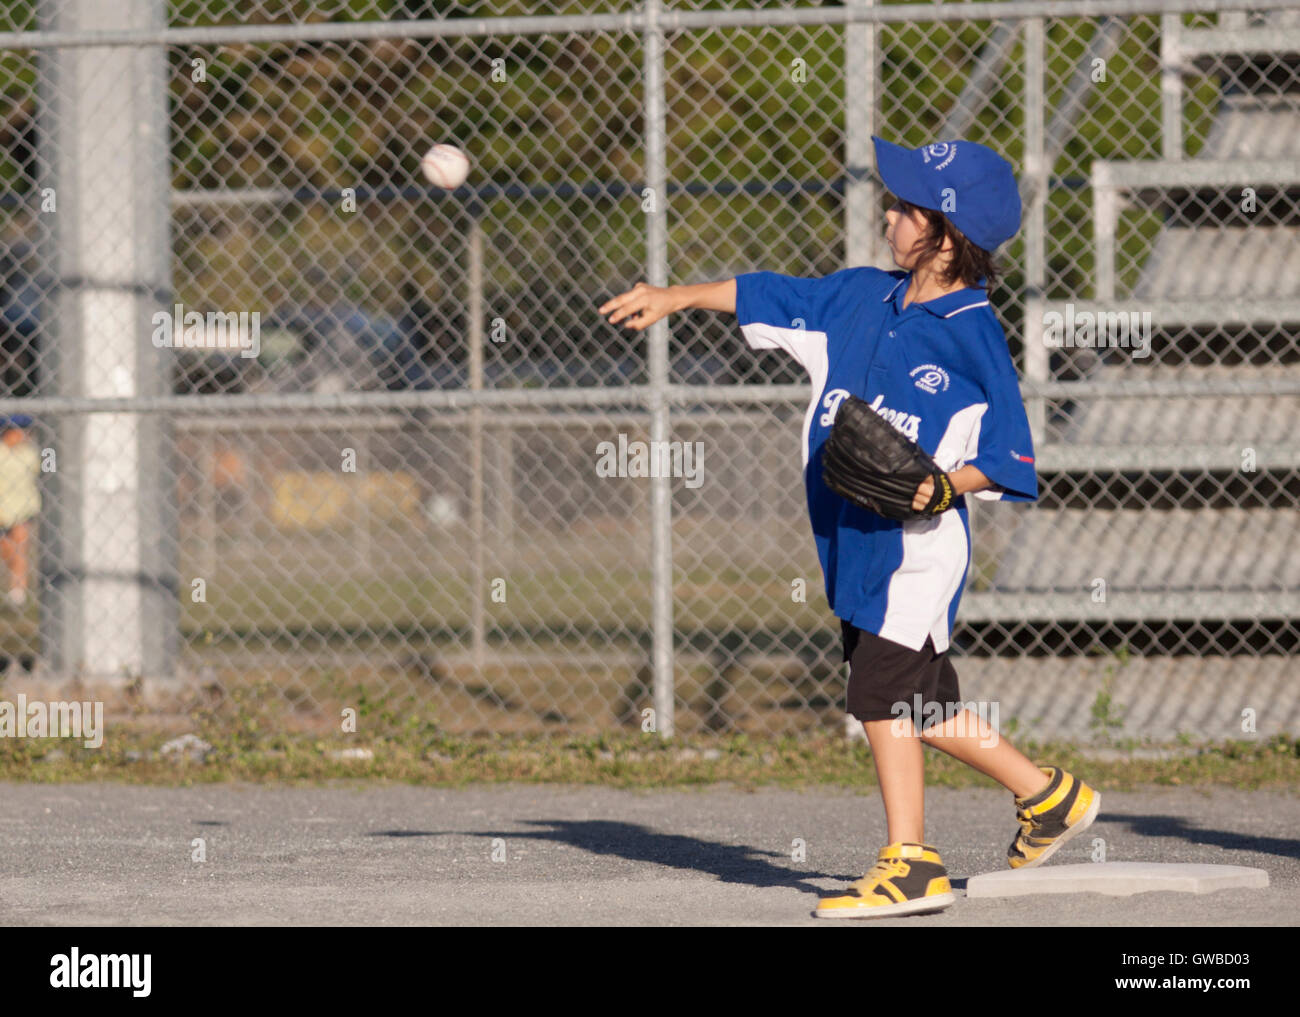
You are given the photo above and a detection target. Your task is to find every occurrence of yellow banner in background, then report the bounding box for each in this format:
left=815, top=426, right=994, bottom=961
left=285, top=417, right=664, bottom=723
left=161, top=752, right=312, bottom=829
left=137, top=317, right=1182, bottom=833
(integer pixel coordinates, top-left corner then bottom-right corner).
left=269, top=471, right=419, bottom=530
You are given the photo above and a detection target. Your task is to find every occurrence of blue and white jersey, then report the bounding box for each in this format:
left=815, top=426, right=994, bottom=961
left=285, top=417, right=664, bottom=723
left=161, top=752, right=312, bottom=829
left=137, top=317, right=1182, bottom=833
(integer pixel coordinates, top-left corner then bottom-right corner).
left=735, top=266, right=1038, bottom=652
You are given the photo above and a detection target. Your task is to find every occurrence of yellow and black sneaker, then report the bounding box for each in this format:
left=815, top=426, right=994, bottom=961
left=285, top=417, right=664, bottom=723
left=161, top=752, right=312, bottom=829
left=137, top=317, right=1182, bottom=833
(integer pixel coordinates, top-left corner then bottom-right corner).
left=814, top=842, right=955, bottom=919
left=1007, top=765, right=1101, bottom=870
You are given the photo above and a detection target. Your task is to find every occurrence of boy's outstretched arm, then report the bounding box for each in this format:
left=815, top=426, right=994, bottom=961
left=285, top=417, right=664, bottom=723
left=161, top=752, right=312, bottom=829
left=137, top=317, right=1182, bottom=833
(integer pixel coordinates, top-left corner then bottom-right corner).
left=599, top=279, right=736, bottom=331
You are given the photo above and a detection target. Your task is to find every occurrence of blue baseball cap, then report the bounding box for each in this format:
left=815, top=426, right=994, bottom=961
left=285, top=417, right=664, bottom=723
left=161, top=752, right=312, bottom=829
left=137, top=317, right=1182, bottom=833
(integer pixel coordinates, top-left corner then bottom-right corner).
left=0, top=414, right=32, bottom=430
left=872, top=136, right=1022, bottom=252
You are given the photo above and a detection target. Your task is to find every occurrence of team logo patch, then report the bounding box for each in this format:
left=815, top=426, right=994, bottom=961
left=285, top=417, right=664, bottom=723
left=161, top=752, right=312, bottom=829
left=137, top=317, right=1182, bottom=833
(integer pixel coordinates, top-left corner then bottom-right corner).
left=922, top=142, right=957, bottom=170
left=1010, top=450, right=1034, bottom=463
left=910, top=363, right=950, bottom=394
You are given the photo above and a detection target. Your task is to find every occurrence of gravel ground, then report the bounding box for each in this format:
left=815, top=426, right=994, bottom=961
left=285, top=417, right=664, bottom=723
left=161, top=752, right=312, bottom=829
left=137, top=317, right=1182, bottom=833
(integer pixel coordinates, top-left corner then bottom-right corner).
left=0, top=782, right=1296, bottom=926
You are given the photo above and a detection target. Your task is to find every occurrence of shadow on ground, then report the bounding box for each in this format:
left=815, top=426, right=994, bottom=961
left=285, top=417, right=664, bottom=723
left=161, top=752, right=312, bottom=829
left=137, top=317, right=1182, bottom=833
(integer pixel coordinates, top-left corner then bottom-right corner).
left=450, top=818, right=856, bottom=895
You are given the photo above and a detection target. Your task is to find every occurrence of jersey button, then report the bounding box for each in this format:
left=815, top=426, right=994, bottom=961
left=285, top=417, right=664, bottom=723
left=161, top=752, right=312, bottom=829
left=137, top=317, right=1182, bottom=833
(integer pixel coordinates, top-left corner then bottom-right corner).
left=889, top=330, right=896, bottom=337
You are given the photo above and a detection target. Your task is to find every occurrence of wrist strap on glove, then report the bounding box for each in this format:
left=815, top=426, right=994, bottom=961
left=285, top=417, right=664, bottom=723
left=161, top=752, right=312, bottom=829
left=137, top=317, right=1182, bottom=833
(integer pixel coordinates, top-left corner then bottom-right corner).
left=923, top=471, right=955, bottom=514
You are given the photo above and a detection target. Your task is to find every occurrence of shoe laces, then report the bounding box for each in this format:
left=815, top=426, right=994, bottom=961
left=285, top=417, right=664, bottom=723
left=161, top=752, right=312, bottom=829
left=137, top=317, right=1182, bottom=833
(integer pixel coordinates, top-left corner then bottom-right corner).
left=1015, top=804, right=1042, bottom=839
left=852, top=856, right=908, bottom=894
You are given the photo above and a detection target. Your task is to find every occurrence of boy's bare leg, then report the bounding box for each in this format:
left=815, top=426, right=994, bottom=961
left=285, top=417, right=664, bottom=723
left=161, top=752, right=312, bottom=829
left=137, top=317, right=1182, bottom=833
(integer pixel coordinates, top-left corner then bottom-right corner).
left=862, top=717, right=927, bottom=844
left=918, top=709, right=1051, bottom=799
left=861, top=710, right=1054, bottom=847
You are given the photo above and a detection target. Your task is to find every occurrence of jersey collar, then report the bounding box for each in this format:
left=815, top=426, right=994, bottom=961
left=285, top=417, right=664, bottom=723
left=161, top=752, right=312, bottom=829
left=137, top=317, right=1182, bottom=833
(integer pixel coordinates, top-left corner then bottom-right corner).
left=883, top=271, right=990, bottom=319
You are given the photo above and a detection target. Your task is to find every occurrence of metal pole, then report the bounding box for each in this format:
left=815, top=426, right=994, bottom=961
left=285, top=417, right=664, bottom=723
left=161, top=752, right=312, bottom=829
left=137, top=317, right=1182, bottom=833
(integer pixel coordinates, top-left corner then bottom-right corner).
left=644, top=0, right=674, bottom=738
left=941, top=20, right=1019, bottom=139
left=37, top=0, right=176, bottom=685
left=1022, top=17, right=1048, bottom=448
left=468, top=205, right=486, bottom=678
left=845, top=0, right=880, bottom=269
left=201, top=432, right=216, bottom=583
left=495, top=423, right=514, bottom=563
left=1093, top=162, right=1117, bottom=302
left=0, top=0, right=1276, bottom=53
left=1161, top=13, right=1183, bottom=161
left=359, top=428, right=371, bottom=573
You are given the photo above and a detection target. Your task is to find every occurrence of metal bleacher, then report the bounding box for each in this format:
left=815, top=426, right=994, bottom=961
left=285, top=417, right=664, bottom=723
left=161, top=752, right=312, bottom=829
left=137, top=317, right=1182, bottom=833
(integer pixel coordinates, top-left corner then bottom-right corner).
left=972, top=8, right=1300, bottom=638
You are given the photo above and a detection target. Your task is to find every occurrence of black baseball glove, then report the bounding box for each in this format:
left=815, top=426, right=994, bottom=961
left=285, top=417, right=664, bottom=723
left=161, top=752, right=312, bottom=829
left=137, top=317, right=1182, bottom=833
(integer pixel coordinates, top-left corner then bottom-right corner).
left=820, top=394, right=955, bottom=521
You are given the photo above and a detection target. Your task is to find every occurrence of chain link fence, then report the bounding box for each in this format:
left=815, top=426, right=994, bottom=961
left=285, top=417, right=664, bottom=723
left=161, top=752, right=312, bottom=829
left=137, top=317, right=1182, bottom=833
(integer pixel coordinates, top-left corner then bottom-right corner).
left=0, top=0, right=1297, bottom=742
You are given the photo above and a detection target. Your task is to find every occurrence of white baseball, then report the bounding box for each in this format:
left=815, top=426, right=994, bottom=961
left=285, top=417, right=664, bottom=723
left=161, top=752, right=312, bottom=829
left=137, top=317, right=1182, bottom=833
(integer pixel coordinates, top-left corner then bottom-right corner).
left=420, top=144, right=470, bottom=189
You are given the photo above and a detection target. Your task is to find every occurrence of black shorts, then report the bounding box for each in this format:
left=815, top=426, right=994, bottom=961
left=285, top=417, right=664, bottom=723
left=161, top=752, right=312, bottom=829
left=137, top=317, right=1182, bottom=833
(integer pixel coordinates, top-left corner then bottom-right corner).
left=841, top=619, right=961, bottom=727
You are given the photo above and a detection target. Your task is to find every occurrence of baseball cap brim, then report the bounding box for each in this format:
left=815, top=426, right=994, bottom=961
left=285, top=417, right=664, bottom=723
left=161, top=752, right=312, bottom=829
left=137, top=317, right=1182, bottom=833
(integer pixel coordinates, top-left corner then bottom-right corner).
left=872, top=135, right=934, bottom=210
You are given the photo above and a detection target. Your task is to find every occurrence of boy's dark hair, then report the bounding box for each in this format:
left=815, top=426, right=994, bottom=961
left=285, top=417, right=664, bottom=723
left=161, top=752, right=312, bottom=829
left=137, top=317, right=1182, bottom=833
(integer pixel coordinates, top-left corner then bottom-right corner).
left=896, top=198, right=1000, bottom=290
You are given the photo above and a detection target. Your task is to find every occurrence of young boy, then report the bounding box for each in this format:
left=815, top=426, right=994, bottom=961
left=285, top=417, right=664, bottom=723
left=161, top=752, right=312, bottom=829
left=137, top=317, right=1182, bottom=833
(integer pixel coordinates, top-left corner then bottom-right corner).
left=599, top=136, right=1100, bottom=919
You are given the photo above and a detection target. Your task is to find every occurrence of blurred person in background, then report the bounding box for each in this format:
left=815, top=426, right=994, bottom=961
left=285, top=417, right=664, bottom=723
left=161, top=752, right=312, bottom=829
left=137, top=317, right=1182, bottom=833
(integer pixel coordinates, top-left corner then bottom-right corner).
left=0, top=413, right=39, bottom=607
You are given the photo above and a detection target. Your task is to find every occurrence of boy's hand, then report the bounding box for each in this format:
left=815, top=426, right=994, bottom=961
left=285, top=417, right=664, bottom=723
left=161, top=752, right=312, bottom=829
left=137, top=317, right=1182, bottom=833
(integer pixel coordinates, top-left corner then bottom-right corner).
left=913, top=476, right=937, bottom=512
left=599, top=282, right=677, bottom=331
left=914, top=465, right=994, bottom=510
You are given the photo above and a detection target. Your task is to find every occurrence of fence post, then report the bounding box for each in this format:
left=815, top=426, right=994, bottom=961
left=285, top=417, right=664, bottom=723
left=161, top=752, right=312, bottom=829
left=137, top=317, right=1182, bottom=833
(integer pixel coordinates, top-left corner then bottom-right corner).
left=845, top=0, right=880, bottom=269
left=1161, top=13, right=1183, bottom=160
left=644, top=0, right=674, bottom=738
left=37, top=0, right=176, bottom=685
left=468, top=203, right=487, bottom=678
left=1023, top=17, right=1048, bottom=448
left=1092, top=161, right=1117, bottom=302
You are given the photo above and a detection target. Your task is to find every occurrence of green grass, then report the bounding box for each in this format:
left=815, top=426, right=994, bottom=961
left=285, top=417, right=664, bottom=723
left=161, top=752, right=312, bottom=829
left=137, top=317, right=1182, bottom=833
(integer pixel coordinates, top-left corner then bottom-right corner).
left=5, top=727, right=1298, bottom=791
left=188, top=564, right=832, bottom=635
